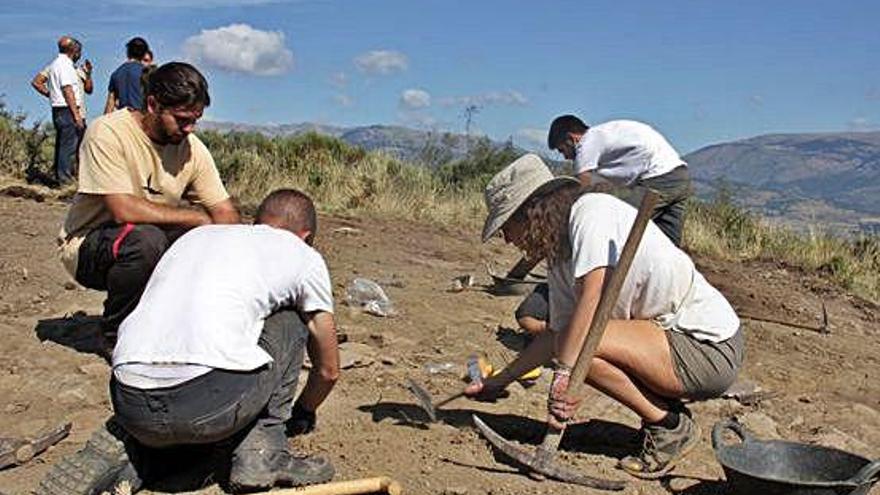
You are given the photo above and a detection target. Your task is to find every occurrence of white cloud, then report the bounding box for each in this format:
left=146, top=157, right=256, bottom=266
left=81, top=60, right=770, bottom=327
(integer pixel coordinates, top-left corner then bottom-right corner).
left=848, top=117, right=875, bottom=131
left=333, top=94, right=353, bottom=107
left=438, top=90, right=528, bottom=108
left=353, top=50, right=408, bottom=75
left=747, top=95, right=764, bottom=108
left=183, top=24, right=293, bottom=76
left=516, top=128, right=547, bottom=147
left=400, top=89, right=431, bottom=109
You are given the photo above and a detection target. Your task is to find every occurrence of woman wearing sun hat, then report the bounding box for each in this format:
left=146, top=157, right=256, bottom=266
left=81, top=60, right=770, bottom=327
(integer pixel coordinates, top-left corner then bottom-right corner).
left=465, top=153, right=743, bottom=478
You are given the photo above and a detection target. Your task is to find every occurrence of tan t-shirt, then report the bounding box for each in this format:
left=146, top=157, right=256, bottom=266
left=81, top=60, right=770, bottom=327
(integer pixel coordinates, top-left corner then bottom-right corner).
left=58, top=109, right=230, bottom=276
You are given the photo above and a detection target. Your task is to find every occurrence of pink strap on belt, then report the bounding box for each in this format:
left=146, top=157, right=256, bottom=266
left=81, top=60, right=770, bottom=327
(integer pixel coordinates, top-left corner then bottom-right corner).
left=112, top=223, right=135, bottom=259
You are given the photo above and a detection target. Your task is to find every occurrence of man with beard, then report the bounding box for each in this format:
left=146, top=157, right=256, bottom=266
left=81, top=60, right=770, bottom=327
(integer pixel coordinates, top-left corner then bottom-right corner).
left=57, top=61, right=240, bottom=349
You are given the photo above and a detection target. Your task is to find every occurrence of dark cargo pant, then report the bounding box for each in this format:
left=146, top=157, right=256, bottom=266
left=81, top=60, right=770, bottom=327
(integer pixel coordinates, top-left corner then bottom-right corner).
left=75, top=223, right=184, bottom=334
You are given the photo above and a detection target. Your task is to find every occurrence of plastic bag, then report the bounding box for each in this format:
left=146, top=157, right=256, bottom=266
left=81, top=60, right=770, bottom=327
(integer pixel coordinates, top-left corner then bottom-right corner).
left=344, top=278, right=395, bottom=317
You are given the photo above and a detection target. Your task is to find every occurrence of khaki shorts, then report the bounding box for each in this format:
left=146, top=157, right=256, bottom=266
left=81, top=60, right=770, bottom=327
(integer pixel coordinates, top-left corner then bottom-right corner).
left=667, top=328, right=744, bottom=400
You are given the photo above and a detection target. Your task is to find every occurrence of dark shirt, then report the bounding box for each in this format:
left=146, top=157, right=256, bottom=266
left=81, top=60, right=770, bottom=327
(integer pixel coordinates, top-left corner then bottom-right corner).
left=108, top=61, right=145, bottom=110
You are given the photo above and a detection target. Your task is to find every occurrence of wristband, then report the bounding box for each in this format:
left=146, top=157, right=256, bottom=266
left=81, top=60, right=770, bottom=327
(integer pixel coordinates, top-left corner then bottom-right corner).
left=551, top=358, right=572, bottom=374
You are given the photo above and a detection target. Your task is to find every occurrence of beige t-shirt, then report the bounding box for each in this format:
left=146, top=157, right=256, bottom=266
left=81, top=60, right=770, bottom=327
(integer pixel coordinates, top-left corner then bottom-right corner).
left=58, top=109, right=230, bottom=276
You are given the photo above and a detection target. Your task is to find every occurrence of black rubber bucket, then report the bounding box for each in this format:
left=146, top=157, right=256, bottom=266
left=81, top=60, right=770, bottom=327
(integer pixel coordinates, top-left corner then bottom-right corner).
left=712, top=419, right=880, bottom=495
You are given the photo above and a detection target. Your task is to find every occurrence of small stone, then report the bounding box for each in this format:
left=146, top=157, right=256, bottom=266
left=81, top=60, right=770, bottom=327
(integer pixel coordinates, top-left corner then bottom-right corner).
left=380, top=357, right=397, bottom=366
left=21, top=267, right=28, bottom=279
left=443, top=487, right=468, bottom=495
left=58, top=388, right=88, bottom=405
left=63, top=281, right=77, bottom=290
left=788, top=415, right=805, bottom=429
left=737, top=411, right=781, bottom=439
left=77, top=363, right=107, bottom=376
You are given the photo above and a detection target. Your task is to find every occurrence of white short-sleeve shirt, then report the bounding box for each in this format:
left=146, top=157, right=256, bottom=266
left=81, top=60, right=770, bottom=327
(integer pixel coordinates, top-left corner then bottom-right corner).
left=548, top=194, right=739, bottom=342
left=47, top=54, right=82, bottom=108
left=574, top=120, right=686, bottom=186
left=113, top=224, right=334, bottom=387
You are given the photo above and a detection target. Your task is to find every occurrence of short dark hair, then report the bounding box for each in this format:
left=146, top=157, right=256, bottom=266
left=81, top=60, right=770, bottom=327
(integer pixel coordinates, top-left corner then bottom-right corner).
left=256, top=189, right=318, bottom=242
left=548, top=115, right=589, bottom=149
left=126, top=37, right=149, bottom=60
left=145, top=62, right=210, bottom=109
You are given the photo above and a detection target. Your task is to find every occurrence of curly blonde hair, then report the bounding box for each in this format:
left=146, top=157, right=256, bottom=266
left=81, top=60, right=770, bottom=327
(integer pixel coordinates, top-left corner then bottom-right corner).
left=513, top=182, right=584, bottom=264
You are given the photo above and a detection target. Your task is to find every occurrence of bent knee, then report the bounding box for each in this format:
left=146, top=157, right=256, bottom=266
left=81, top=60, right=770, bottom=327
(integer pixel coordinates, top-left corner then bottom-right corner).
left=122, top=225, right=170, bottom=267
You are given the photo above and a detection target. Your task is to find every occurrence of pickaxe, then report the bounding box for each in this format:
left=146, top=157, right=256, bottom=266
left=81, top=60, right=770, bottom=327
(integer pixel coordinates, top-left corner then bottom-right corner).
left=473, top=190, right=659, bottom=490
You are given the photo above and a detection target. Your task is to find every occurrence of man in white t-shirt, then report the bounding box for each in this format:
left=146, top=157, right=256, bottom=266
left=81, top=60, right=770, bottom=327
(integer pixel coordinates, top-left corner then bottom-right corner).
left=39, top=36, right=87, bottom=185
left=548, top=114, right=692, bottom=247
left=40, top=189, right=340, bottom=494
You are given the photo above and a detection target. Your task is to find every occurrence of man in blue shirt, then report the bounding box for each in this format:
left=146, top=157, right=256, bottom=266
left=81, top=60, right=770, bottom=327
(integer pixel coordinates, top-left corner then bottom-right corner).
left=104, top=37, right=150, bottom=113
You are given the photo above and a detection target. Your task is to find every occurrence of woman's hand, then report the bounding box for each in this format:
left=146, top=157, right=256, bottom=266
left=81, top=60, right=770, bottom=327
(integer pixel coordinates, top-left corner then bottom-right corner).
left=547, top=368, right=582, bottom=429
left=464, top=374, right=508, bottom=401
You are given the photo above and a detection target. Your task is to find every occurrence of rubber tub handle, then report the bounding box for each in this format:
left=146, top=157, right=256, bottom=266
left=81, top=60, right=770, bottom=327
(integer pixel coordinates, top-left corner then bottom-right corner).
left=850, top=459, right=880, bottom=486
left=712, top=419, right=753, bottom=453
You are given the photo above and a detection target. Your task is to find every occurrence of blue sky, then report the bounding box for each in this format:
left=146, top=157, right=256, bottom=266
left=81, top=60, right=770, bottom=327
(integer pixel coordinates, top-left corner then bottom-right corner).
left=1, top=0, right=878, bottom=154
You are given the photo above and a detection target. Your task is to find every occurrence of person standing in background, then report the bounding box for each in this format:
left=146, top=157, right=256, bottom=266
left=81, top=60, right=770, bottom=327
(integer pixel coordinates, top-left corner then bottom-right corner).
left=33, top=36, right=87, bottom=185
left=104, top=37, right=150, bottom=113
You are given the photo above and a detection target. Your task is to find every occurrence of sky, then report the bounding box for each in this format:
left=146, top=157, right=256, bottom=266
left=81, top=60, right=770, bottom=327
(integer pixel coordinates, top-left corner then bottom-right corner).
left=0, top=0, right=878, bottom=154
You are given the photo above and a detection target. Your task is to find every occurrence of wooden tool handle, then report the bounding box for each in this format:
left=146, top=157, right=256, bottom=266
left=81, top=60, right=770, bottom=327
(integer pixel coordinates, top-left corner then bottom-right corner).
left=264, top=476, right=402, bottom=495
left=567, top=191, right=658, bottom=394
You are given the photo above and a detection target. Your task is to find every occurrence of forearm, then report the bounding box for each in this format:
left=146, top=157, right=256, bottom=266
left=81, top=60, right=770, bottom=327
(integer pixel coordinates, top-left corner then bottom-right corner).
left=493, top=330, right=555, bottom=387
left=62, top=87, right=81, bottom=120
left=207, top=199, right=241, bottom=224
left=298, top=312, right=340, bottom=411
left=104, top=194, right=210, bottom=228
left=31, top=77, right=50, bottom=98
left=556, top=270, right=606, bottom=367
left=103, top=93, right=116, bottom=114
left=297, top=369, right=336, bottom=412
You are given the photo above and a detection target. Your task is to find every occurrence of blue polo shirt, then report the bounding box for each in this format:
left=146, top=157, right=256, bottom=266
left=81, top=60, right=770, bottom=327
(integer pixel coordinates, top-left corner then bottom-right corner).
left=108, top=61, right=145, bottom=110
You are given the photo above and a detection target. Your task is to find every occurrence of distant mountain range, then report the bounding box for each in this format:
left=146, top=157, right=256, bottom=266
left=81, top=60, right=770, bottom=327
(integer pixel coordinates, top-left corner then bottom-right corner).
left=684, top=132, right=880, bottom=234
left=200, top=120, right=880, bottom=234
left=200, top=121, right=484, bottom=164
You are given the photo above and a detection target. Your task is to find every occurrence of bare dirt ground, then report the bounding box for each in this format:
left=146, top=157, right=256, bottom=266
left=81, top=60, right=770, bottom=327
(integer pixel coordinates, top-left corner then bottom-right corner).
left=0, top=189, right=878, bottom=495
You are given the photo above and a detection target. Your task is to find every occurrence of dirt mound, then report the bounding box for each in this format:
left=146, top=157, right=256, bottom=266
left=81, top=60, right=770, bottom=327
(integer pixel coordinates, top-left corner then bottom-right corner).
left=0, top=192, right=877, bottom=495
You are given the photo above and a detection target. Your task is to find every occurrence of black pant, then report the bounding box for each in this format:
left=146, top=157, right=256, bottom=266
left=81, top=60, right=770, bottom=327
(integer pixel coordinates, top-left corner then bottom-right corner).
left=637, top=165, right=692, bottom=247
left=76, top=223, right=180, bottom=333
left=110, top=310, right=308, bottom=450
left=51, top=106, right=84, bottom=184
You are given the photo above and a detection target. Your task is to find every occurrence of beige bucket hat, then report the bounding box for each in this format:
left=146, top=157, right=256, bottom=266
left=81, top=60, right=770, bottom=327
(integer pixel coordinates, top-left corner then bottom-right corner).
left=481, top=153, right=579, bottom=242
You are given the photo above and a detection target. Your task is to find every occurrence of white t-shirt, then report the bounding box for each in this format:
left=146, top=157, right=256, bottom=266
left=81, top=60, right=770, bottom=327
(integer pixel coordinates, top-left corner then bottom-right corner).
left=548, top=194, right=739, bottom=342
left=47, top=54, right=82, bottom=108
left=113, top=224, right=334, bottom=388
left=574, top=120, right=685, bottom=186
left=41, top=63, right=88, bottom=115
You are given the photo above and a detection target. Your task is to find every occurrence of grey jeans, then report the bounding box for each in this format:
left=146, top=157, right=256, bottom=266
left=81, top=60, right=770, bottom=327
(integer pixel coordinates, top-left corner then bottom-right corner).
left=637, top=165, right=692, bottom=247
left=110, top=309, right=307, bottom=449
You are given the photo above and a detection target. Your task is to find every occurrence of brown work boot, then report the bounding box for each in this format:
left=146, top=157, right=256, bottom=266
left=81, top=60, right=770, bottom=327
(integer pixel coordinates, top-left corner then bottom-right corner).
left=618, top=412, right=701, bottom=479
left=229, top=448, right=334, bottom=492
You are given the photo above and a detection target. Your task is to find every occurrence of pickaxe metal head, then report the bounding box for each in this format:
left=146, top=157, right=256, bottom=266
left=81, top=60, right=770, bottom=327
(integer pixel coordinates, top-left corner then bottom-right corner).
left=407, top=378, right=438, bottom=422
left=472, top=415, right=626, bottom=491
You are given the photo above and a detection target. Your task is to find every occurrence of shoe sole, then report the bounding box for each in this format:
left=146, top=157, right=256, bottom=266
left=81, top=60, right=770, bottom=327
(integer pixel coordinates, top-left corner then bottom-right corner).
left=621, top=421, right=702, bottom=480
left=231, top=464, right=335, bottom=493
left=37, top=422, right=143, bottom=495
